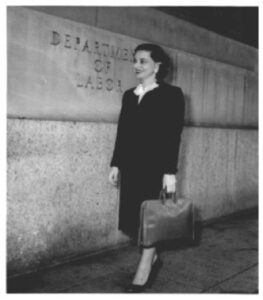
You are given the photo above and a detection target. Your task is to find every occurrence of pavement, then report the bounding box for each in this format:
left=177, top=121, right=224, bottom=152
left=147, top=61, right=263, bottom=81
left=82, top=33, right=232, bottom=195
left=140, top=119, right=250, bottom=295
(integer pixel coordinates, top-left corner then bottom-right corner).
left=7, top=209, right=258, bottom=294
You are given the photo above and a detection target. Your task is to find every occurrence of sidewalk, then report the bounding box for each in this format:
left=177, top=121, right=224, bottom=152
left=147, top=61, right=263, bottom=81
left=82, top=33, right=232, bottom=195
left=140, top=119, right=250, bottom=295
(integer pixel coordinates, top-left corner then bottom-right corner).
left=7, top=209, right=258, bottom=293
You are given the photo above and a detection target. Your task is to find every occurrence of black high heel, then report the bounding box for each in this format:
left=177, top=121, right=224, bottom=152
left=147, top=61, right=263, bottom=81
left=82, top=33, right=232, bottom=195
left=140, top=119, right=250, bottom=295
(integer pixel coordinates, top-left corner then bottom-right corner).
left=124, top=257, right=162, bottom=293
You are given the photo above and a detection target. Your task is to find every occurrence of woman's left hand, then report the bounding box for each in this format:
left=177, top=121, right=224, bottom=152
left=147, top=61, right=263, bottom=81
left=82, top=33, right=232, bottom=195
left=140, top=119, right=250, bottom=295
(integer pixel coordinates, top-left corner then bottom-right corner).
left=162, top=174, right=177, bottom=193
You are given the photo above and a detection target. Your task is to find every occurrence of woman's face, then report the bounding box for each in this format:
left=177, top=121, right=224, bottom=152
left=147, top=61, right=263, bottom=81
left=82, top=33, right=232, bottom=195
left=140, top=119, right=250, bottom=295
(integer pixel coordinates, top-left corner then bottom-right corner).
left=133, top=50, right=160, bottom=83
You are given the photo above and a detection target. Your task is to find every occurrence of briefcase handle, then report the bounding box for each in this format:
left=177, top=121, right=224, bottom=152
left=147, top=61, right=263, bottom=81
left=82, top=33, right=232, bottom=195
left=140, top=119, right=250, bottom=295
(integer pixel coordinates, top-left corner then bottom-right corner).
left=159, top=189, right=176, bottom=204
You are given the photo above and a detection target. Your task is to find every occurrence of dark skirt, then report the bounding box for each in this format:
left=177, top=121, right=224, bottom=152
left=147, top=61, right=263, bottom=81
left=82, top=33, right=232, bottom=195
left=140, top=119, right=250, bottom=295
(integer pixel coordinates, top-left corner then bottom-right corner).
left=118, top=166, right=163, bottom=238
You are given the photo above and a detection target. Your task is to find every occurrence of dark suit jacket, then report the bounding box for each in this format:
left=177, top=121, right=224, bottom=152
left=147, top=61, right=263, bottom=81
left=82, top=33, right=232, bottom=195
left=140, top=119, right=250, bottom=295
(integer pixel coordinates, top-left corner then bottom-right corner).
left=111, top=82, right=185, bottom=175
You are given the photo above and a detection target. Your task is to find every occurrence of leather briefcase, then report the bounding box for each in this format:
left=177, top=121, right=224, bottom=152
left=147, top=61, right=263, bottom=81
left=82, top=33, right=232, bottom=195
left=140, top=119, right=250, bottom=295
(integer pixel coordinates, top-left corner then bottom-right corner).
left=138, top=190, right=194, bottom=247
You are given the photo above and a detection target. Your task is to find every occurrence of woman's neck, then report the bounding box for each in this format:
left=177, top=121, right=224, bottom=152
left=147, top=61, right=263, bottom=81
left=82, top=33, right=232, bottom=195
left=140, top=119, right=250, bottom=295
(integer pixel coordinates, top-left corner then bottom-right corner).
left=140, top=76, right=157, bottom=89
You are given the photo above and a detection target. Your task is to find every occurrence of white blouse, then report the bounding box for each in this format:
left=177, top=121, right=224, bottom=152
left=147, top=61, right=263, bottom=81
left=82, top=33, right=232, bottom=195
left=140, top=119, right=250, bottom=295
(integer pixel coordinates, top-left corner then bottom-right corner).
left=133, top=82, right=159, bottom=103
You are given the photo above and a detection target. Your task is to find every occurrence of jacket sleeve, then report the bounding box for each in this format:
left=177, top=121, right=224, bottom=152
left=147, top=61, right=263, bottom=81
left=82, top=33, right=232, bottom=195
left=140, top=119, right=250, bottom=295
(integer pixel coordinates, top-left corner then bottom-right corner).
left=110, top=91, right=129, bottom=168
left=161, top=87, right=185, bottom=174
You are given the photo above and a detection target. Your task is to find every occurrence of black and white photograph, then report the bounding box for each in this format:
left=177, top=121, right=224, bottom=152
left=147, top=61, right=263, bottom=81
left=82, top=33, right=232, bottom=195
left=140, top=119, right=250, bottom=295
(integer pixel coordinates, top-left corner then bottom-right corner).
left=5, top=0, right=259, bottom=295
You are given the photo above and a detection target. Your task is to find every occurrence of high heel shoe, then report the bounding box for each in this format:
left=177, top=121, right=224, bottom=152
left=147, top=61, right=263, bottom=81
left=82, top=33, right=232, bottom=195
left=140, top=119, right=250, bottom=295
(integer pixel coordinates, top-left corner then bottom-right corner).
left=124, top=257, right=162, bottom=293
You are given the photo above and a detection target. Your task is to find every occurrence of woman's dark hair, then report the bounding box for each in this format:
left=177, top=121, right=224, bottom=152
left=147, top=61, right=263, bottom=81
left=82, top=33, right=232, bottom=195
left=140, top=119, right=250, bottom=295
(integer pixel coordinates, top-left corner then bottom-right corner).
left=134, top=43, right=170, bottom=82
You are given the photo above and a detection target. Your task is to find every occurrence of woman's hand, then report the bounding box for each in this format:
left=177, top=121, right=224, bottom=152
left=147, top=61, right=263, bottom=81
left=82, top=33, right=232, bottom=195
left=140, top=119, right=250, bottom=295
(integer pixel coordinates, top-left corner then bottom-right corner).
left=109, top=167, right=120, bottom=187
left=162, top=174, right=176, bottom=193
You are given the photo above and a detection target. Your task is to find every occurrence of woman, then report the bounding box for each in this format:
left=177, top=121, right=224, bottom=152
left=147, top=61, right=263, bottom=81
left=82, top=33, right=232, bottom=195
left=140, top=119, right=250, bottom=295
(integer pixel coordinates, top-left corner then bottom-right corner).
left=109, top=43, right=185, bottom=292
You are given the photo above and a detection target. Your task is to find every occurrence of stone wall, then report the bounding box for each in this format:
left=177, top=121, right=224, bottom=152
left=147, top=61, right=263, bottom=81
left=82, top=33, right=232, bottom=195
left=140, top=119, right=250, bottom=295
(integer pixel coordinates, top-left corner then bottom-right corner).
left=7, top=7, right=258, bottom=276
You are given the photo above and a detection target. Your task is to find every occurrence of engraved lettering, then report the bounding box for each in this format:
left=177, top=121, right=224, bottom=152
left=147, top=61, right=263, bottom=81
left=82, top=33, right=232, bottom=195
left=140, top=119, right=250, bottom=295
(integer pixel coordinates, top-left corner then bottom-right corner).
left=50, top=31, right=61, bottom=45
left=105, top=61, right=111, bottom=74
left=122, top=48, right=129, bottom=61
left=85, top=76, right=95, bottom=89
left=82, top=39, right=91, bottom=53
left=76, top=75, right=123, bottom=93
left=64, top=34, right=72, bottom=48
left=94, top=41, right=101, bottom=55
left=94, top=59, right=103, bottom=73
left=50, top=31, right=129, bottom=95
left=101, top=43, right=110, bottom=57
left=74, top=37, right=81, bottom=50
left=96, top=77, right=103, bottom=90
left=50, top=31, right=134, bottom=62
left=106, top=79, right=114, bottom=91
left=110, top=45, right=121, bottom=60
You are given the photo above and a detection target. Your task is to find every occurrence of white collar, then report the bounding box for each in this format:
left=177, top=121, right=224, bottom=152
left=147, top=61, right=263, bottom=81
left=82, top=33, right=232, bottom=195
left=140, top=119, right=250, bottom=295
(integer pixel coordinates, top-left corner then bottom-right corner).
left=133, top=82, right=159, bottom=97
